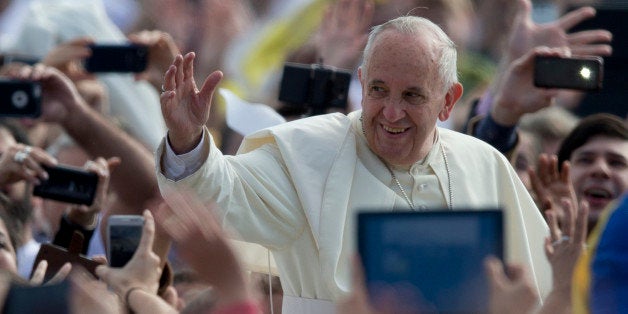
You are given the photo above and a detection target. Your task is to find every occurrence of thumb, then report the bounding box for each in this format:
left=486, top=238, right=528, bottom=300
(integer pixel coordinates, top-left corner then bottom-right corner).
left=95, top=264, right=110, bottom=280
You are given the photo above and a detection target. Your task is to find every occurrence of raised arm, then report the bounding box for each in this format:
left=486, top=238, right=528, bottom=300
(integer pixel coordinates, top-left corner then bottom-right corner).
left=160, top=52, right=223, bottom=154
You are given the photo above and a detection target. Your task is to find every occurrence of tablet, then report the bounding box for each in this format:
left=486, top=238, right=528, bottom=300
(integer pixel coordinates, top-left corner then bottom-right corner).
left=357, top=210, right=503, bottom=313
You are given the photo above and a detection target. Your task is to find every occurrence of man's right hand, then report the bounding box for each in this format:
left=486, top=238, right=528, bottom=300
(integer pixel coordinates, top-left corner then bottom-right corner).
left=160, top=52, right=223, bottom=154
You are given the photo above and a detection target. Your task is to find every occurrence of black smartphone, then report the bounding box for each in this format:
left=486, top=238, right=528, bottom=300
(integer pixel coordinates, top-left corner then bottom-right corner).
left=534, top=55, right=603, bottom=91
left=278, top=63, right=352, bottom=116
left=107, top=215, right=144, bottom=268
left=0, top=79, right=41, bottom=118
left=84, top=43, right=148, bottom=73
left=33, top=165, right=99, bottom=205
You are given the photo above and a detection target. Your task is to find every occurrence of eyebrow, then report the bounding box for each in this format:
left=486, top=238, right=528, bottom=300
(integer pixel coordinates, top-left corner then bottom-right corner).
left=368, top=79, right=425, bottom=93
left=574, top=150, right=628, bottom=161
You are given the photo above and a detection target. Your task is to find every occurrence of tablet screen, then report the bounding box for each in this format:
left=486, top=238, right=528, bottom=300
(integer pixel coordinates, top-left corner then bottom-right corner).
left=357, top=210, right=503, bottom=313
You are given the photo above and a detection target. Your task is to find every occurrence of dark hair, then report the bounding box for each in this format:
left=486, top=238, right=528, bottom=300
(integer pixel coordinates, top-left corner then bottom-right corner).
left=557, top=113, right=628, bottom=166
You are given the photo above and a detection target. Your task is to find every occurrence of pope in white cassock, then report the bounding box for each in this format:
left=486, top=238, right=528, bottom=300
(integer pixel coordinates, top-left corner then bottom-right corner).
left=156, top=16, right=551, bottom=314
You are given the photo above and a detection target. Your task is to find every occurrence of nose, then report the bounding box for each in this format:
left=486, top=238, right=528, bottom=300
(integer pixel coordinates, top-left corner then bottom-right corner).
left=589, top=158, right=612, bottom=179
left=381, top=98, right=405, bottom=122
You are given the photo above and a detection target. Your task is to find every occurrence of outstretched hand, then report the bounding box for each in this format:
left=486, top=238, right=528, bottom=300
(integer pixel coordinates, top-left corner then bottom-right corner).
left=507, top=0, right=612, bottom=64
left=160, top=52, right=223, bottom=154
left=529, top=153, right=578, bottom=227
left=155, top=189, right=250, bottom=309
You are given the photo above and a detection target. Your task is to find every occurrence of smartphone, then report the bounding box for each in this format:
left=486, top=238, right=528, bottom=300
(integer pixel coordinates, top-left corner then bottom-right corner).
left=33, top=165, right=99, bottom=205
left=534, top=56, right=603, bottom=91
left=107, top=215, right=144, bottom=268
left=84, top=43, right=148, bottom=73
left=278, top=63, right=351, bottom=116
left=0, top=79, right=41, bottom=118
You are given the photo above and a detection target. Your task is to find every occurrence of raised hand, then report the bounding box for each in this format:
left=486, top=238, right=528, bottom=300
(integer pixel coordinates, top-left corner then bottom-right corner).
left=507, top=0, right=612, bottom=63
left=491, top=47, right=569, bottom=126
left=0, top=143, right=57, bottom=186
left=159, top=52, right=223, bottom=154
left=96, top=210, right=162, bottom=298
left=537, top=198, right=589, bottom=314
left=544, top=198, right=589, bottom=291
left=154, top=189, right=251, bottom=308
left=315, top=0, right=374, bottom=69
left=41, top=37, right=95, bottom=81
left=484, top=256, right=539, bottom=314
left=66, top=157, right=120, bottom=228
left=529, top=153, right=578, bottom=227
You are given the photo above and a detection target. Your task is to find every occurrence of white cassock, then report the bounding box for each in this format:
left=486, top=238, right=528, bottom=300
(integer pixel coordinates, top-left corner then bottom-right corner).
left=156, top=110, right=551, bottom=314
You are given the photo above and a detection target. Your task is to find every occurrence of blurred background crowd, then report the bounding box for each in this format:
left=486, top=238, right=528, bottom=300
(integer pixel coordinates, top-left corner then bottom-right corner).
left=0, top=0, right=625, bottom=313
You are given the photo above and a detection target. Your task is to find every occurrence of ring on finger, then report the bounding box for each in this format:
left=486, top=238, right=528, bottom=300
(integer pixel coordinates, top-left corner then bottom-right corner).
left=13, top=151, right=27, bottom=164
left=22, top=146, right=32, bottom=155
left=161, top=84, right=167, bottom=93
left=552, top=235, right=571, bottom=246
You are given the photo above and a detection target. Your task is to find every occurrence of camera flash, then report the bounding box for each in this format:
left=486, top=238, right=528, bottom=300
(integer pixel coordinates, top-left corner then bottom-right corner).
left=579, top=67, right=592, bottom=80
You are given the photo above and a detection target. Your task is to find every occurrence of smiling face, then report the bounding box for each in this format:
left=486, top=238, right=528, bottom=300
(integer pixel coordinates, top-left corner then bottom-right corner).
left=569, top=136, right=628, bottom=222
left=358, top=29, right=462, bottom=166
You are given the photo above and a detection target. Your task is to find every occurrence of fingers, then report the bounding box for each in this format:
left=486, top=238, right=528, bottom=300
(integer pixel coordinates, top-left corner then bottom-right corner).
left=198, top=70, right=223, bottom=109
left=560, top=197, right=575, bottom=239
left=574, top=200, right=589, bottom=245
left=94, top=264, right=110, bottom=282
left=567, top=29, right=612, bottom=46
left=556, top=6, right=596, bottom=31
left=546, top=209, right=561, bottom=243
left=570, top=44, right=613, bottom=57
left=175, top=53, right=186, bottom=89
left=183, top=52, right=195, bottom=86
left=46, top=262, right=72, bottom=285
left=30, top=260, right=48, bottom=285
left=137, top=209, right=156, bottom=256
left=484, top=256, right=507, bottom=290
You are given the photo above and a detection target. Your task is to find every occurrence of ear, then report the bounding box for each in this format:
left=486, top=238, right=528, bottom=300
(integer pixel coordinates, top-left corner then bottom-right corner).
left=438, top=82, right=463, bottom=121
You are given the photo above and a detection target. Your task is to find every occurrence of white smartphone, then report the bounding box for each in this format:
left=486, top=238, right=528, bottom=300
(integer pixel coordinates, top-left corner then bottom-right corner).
left=106, top=215, right=144, bottom=268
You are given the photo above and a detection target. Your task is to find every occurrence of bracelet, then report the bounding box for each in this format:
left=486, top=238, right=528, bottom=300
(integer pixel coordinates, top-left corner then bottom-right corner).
left=124, top=287, right=143, bottom=306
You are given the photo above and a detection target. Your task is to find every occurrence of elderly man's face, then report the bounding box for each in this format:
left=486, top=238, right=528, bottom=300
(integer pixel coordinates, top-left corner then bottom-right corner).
left=570, top=136, right=628, bottom=223
left=359, top=29, right=461, bottom=166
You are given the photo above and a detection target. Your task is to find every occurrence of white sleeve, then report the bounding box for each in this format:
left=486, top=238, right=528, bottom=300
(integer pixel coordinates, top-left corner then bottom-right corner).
left=162, top=131, right=208, bottom=181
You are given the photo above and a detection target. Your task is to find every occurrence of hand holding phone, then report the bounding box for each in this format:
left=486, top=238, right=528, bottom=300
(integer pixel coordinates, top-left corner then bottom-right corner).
left=534, top=56, right=603, bottom=91
left=106, top=215, right=144, bottom=268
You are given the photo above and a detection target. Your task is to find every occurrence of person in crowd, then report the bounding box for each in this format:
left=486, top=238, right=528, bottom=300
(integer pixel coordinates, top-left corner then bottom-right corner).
left=467, top=0, right=612, bottom=155
left=527, top=113, right=627, bottom=234
left=5, top=0, right=166, bottom=150
left=156, top=15, right=552, bottom=312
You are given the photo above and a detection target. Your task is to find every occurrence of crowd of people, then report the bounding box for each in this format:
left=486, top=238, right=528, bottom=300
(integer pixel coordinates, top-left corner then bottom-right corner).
left=0, top=0, right=625, bottom=313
